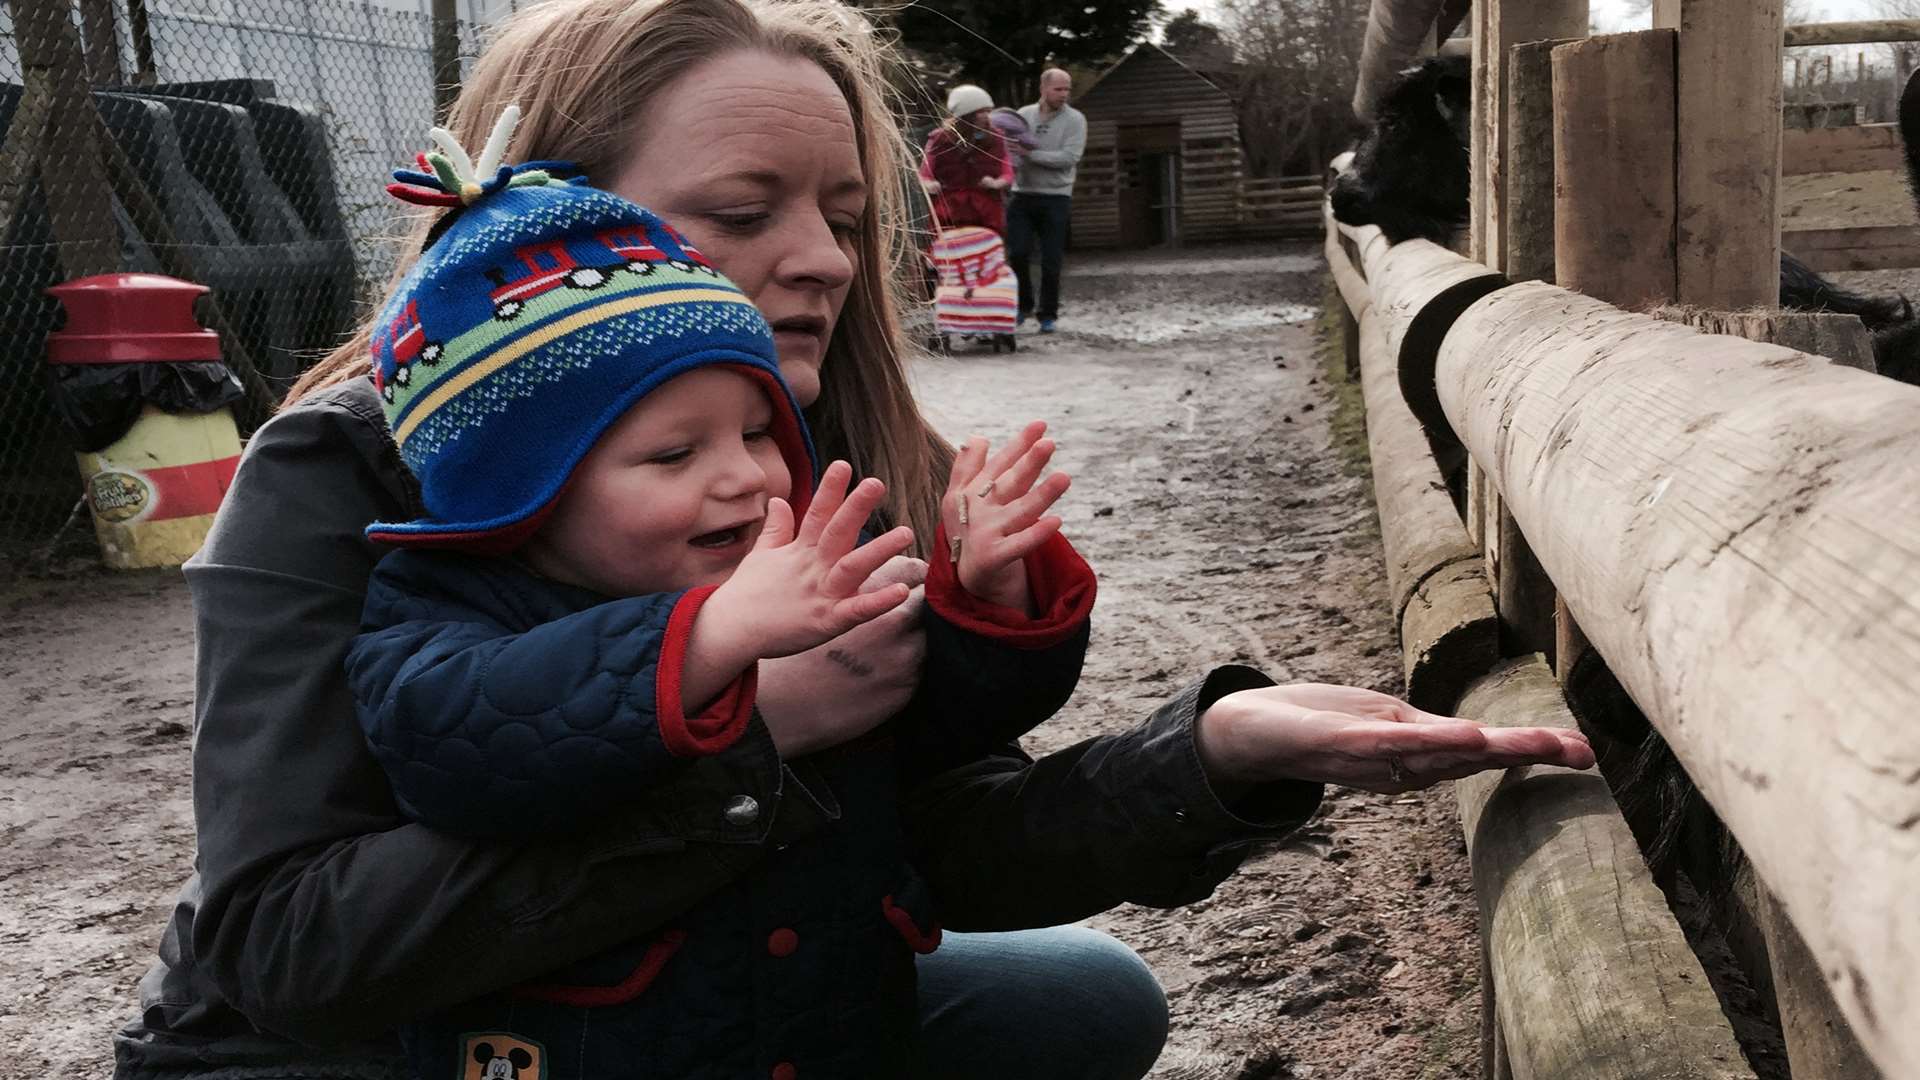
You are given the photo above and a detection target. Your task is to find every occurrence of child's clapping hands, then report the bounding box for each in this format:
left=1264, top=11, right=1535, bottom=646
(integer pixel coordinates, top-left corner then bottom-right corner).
left=942, top=421, right=1073, bottom=613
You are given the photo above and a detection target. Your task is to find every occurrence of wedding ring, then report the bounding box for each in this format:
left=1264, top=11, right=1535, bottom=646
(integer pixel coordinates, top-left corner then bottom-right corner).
left=948, top=533, right=963, bottom=562
left=1387, top=755, right=1408, bottom=784
left=975, top=478, right=996, bottom=499
left=958, top=493, right=970, bottom=526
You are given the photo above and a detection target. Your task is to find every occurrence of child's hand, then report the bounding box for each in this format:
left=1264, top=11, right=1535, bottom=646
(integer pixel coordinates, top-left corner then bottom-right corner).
left=695, top=462, right=915, bottom=678
left=943, top=421, right=1072, bottom=612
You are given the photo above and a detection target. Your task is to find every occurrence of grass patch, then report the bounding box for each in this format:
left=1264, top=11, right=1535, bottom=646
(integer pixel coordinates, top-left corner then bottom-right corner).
left=1315, top=274, right=1373, bottom=485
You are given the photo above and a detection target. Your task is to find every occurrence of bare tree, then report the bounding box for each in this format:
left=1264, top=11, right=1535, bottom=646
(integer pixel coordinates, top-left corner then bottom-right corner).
left=1217, top=0, right=1370, bottom=176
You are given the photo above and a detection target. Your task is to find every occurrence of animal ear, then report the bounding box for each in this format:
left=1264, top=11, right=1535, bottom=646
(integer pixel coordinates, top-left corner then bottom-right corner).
left=474, top=1042, right=495, bottom=1063
left=510, top=1048, right=534, bottom=1068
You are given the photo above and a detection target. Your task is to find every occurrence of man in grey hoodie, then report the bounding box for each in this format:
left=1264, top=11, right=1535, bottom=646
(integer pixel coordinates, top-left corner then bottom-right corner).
left=1011, top=68, right=1086, bottom=333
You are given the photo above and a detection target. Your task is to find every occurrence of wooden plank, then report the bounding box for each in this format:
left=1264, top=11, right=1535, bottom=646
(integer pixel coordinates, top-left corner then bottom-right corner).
left=1785, top=19, right=1920, bottom=47
left=1784, top=224, right=1920, bottom=272
left=1553, top=32, right=1678, bottom=310
left=1653, top=0, right=1783, bottom=309
left=1456, top=657, right=1757, bottom=1080
left=1433, top=274, right=1920, bottom=1078
left=1783, top=122, right=1903, bottom=175
left=1504, top=39, right=1570, bottom=284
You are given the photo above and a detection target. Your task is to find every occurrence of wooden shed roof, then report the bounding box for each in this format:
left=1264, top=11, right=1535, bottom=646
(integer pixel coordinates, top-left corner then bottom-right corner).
left=1078, top=41, right=1238, bottom=109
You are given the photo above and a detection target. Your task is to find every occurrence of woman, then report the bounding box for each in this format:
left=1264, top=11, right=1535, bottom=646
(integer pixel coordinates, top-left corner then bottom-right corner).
left=922, top=84, right=1013, bottom=235
left=112, top=2, right=1592, bottom=1078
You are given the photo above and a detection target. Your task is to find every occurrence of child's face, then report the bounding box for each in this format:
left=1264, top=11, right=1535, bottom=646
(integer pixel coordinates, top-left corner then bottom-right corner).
left=523, top=367, right=792, bottom=597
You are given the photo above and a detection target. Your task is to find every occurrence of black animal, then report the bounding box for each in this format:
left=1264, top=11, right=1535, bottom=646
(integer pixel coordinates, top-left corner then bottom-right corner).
left=1330, top=56, right=1471, bottom=247
left=1330, top=56, right=1920, bottom=383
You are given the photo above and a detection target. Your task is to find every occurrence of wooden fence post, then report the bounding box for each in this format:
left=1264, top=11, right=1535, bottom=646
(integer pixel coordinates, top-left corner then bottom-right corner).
left=1552, top=31, right=1680, bottom=310
left=1652, top=0, right=1784, bottom=309
left=11, top=0, right=119, bottom=278
left=1470, top=0, right=1590, bottom=270
left=1492, top=37, right=1572, bottom=663
left=432, top=0, right=462, bottom=122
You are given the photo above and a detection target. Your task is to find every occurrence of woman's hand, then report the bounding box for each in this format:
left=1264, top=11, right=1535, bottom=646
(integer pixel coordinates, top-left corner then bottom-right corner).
left=978, top=175, right=1010, bottom=191
left=1195, top=683, right=1596, bottom=798
left=754, top=555, right=930, bottom=758
left=942, top=421, right=1071, bottom=612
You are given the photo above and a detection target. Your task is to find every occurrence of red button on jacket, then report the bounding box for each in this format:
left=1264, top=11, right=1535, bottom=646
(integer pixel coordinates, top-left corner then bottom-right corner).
left=766, top=928, right=798, bottom=958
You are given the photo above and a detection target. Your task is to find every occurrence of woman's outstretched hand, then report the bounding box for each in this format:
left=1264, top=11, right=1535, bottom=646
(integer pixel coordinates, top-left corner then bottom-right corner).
left=1195, top=682, right=1596, bottom=798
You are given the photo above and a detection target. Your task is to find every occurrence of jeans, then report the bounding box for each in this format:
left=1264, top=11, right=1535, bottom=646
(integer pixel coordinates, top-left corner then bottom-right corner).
left=915, top=926, right=1169, bottom=1080
left=1007, top=193, right=1072, bottom=321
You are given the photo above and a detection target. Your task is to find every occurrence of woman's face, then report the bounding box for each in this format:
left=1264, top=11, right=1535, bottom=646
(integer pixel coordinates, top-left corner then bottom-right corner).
left=612, top=51, right=867, bottom=410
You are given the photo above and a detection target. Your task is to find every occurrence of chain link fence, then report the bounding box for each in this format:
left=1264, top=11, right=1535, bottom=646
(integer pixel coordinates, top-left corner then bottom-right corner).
left=0, top=0, right=517, bottom=563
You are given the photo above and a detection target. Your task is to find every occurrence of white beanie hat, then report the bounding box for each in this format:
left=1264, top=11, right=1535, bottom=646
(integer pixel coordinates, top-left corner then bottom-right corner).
left=946, top=84, right=994, bottom=116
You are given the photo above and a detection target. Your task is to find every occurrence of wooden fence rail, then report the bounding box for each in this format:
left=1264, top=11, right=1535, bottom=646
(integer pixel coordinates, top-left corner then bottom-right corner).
left=1427, top=272, right=1920, bottom=1078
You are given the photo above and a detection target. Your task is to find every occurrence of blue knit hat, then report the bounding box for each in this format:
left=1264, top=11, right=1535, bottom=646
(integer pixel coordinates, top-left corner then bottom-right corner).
left=365, top=107, right=816, bottom=552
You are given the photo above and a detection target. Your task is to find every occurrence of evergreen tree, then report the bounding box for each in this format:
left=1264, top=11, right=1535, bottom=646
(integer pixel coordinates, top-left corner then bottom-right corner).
left=885, top=0, right=1163, bottom=106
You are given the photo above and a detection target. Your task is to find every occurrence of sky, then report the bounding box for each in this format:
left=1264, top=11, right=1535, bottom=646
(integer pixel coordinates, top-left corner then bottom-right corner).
left=1172, top=0, right=1887, bottom=34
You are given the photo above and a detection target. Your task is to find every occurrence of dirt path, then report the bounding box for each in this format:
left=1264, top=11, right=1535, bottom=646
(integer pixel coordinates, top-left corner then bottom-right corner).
left=0, top=242, right=1481, bottom=1079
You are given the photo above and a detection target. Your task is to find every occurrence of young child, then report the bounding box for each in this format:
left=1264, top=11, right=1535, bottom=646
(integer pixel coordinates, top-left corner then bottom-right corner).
left=344, top=112, right=1096, bottom=1079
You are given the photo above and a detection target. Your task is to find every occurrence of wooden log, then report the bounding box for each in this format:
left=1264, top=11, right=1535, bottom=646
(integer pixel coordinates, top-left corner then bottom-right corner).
left=1784, top=224, right=1920, bottom=272
left=1495, top=510, right=1556, bottom=661
left=1455, top=656, right=1757, bottom=1080
left=1655, top=307, right=1877, bottom=373
left=1354, top=0, right=1450, bottom=121
left=1324, top=205, right=1375, bottom=318
left=1784, top=122, right=1903, bottom=175
left=1784, top=19, right=1920, bottom=47
left=1653, top=0, right=1783, bottom=309
left=1552, top=32, right=1679, bottom=310
left=1434, top=276, right=1920, bottom=1078
left=1354, top=295, right=1497, bottom=710
left=1400, top=558, right=1500, bottom=713
left=1504, top=39, right=1570, bottom=284
left=1358, top=304, right=1483, bottom=626
left=1668, top=305, right=1882, bottom=1078
left=1467, top=463, right=1488, bottom=547
left=1760, top=889, right=1885, bottom=1079
left=1472, top=0, right=1590, bottom=271
left=1356, top=234, right=1509, bottom=442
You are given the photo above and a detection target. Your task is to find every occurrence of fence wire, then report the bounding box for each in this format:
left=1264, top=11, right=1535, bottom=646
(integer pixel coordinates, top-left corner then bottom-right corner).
left=1, top=0, right=503, bottom=558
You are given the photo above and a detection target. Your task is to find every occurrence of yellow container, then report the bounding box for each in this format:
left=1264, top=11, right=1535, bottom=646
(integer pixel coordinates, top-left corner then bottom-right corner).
left=76, top=404, right=242, bottom=569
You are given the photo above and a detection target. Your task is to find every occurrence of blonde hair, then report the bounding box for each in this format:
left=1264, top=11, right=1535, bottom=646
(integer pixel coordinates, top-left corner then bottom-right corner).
left=289, top=0, right=952, bottom=549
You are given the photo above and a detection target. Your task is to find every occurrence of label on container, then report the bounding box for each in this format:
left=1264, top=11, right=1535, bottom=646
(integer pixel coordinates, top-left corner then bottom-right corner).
left=88, top=469, right=154, bottom=523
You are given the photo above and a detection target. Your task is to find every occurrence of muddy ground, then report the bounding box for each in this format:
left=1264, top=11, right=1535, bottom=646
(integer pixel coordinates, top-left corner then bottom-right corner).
left=0, top=243, right=1485, bottom=1079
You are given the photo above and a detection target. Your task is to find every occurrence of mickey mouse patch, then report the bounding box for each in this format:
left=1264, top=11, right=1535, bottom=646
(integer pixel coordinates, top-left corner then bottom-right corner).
left=461, top=1033, right=547, bottom=1080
